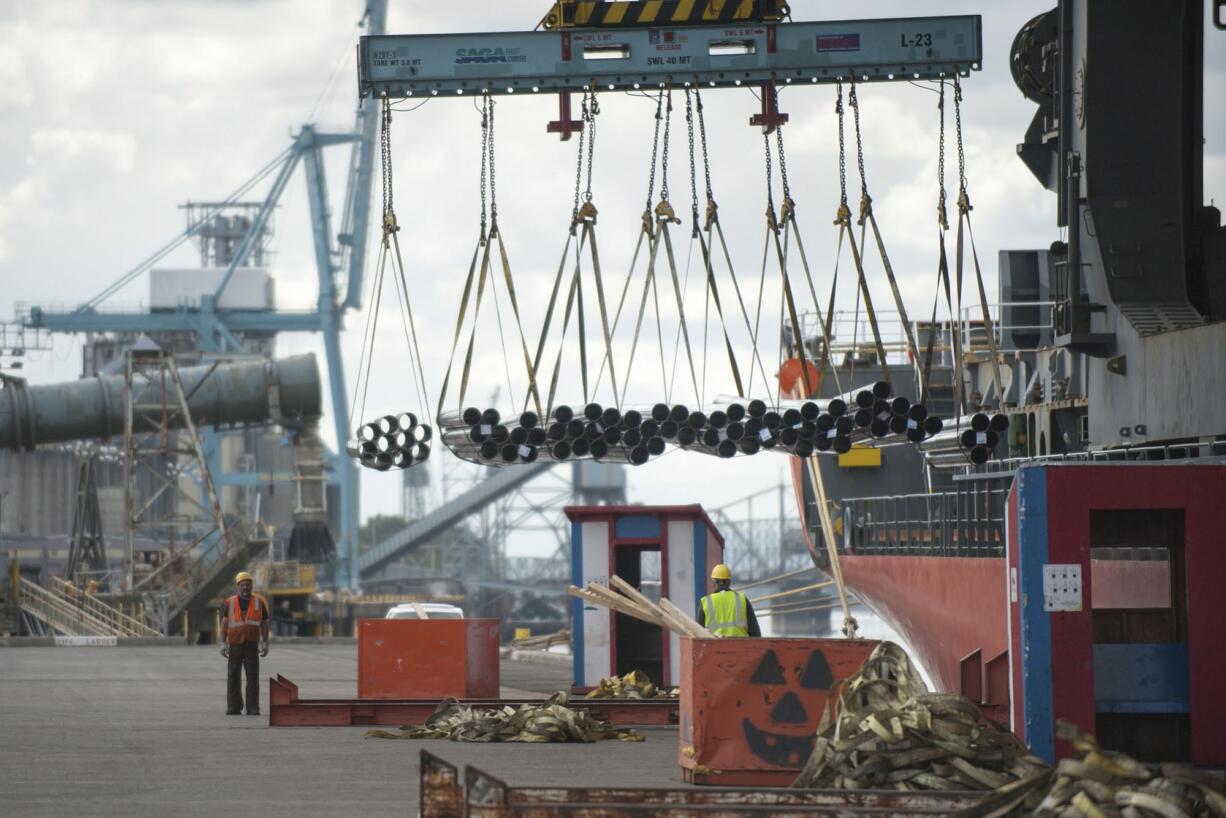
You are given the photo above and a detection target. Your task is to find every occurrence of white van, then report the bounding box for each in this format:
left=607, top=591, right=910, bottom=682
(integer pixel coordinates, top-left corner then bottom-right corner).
left=384, top=602, right=465, bottom=620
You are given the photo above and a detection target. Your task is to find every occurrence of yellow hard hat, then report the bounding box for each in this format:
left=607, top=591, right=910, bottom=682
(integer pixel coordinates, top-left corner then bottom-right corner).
left=710, top=564, right=732, bottom=581
left=235, top=571, right=254, bottom=585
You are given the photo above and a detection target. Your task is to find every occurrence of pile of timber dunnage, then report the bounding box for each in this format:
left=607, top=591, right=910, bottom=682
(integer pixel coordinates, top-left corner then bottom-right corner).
left=346, top=412, right=432, bottom=471
left=567, top=575, right=714, bottom=639
left=583, top=670, right=678, bottom=700
left=363, top=692, right=644, bottom=743
left=792, top=642, right=1049, bottom=793
left=956, top=720, right=1226, bottom=818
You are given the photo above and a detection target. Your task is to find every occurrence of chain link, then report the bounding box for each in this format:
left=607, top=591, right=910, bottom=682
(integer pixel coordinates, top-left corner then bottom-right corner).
left=483, top=97, right=492, bottom=229
left=571, top=91, right=586, bottom=222
left=659, top=87, right=674, bottom=203
left=479, top=95, right=489, bottom=236
left=762, top=132, right=774, bottom=212
left=380, top=94, right=396, bottom=227
left=695, top=90, right=713, bottom=201
left=953, top=74, right=969, bottom=205
left=836, top=79, right=848, bottom=208
left=937, top=79, right=948, bottom=229
left=773, top=88, right=792, bottom=202
left=685, top=89, right=699, bottom=227
left=584, top=90, right=598, bottom=201
left=849, top=81, right=868, bottom=199
left=644, top=90, right=664, bottom=213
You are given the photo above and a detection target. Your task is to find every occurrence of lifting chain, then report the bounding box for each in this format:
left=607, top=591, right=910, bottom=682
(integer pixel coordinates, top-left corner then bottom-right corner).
left=570, top=93, right=585, bottom=226
left=937, top=80, right=949, bottom=232
left=848, top=82, right=870, bottom=222
left=762, top=132, right=777, bottom=232
left=685, top=89, right=700, bottom=234
left=479, top=95, right=490, bottom=238
left=954, top=75, right=969, bottom=212
left=656, top=87, right=680, bottom=225
left=695, top=90, right=716, bottom=229
left=380, top=93, right=397, bottom=234
left=774, top=108, right=794, bottom=225
left=834, top=80, right=851, bottom=227
left=487, top=95, right=499, bottom=232
left=643, top=90, right=665, bottom=225
left=582, top=90, right=598, bottom=204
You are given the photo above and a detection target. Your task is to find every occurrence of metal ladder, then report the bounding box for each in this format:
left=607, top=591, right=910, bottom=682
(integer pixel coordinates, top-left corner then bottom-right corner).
left=15, top=577, right=162, bottom=638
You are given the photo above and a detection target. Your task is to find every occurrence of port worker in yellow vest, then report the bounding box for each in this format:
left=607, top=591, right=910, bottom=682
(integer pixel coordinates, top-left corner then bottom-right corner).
left=698, top=564, right=761, bottom=637
left=219, top=571, right=269, bottom=715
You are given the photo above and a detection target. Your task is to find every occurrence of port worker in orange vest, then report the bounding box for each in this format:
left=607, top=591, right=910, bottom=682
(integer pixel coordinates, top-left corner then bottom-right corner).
left=698, top=564, right=761, bottom=637
left=220, top=571, right=269, bottom=715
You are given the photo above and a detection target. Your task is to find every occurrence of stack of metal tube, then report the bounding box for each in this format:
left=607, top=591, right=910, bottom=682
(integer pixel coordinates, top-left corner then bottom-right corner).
left=712, top=382, right=945, bottom=459
left=438, top=403, right=670, bottom=466
left=669, top=399, right=776, bottom=459
left=346, top=412, right=433, bottom=471
left=917, top=411, right=1010, bottom=468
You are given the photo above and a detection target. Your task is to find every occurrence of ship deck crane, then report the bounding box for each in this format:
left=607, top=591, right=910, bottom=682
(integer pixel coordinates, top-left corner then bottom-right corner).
left=18, top=0, right=389, bottom=590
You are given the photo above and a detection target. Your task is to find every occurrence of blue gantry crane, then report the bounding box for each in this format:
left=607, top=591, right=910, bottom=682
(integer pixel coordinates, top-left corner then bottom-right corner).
left=18, top=0, right=388, bottom=590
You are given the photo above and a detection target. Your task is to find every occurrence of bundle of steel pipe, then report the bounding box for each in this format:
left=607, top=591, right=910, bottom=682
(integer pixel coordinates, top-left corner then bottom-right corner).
left=438, top=402, right=668, bottom=467
left=731, top=381, right=946, bottom=457
left=346, top=411, right=432, bottom=471
left=917, top=411, right=1010, bottom=468
left=669, top=398, right=790, bottom=459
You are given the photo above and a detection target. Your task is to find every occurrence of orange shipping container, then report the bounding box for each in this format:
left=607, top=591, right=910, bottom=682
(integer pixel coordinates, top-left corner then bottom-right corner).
left=357, top=619, right=500, bottom=699
left=679, top=636, right=880, bottom=786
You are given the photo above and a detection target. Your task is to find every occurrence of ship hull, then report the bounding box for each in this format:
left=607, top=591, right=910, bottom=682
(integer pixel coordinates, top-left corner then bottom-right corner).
left=789, top=458, right=1008, bottom=694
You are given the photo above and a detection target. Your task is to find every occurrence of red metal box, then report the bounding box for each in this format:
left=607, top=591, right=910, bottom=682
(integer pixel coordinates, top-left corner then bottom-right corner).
left=679, top=636, right=879, bottom=786
left=357, top=619, right=500, bottom=699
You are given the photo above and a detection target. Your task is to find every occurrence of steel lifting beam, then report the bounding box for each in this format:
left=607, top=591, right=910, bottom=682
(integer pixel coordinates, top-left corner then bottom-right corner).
left=267, top=675, right=679, bottom=727
left=419, top=751, right=986, bottom=818
left=359, top=16, right=982, bottom=99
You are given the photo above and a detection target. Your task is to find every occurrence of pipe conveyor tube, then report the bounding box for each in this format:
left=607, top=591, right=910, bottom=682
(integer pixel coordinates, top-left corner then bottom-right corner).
left=0, top=353, right=321, bottom=451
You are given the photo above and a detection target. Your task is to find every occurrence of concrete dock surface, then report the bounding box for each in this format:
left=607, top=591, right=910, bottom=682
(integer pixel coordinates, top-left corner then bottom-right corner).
left=0, top=642, right=682, bottom=817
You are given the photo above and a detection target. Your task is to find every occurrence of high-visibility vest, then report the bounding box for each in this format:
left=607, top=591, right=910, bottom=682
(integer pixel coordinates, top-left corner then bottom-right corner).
left=225, top=594, right=266, bottom=645
left=700, top=590, right=749, bottom=638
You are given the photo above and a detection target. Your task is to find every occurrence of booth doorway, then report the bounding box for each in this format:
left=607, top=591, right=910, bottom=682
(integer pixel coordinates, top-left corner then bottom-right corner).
left=612, top=544, right=665, bottom=685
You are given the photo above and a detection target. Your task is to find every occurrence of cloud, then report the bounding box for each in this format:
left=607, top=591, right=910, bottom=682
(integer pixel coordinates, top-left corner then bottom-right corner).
left=28, top=128, right=137, bottom=175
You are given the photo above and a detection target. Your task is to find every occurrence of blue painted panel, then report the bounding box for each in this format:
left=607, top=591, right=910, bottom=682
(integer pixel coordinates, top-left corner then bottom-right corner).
left=693, top=520, right=708, bottom=620
left=614, top=514, right=662, bottom=540
left=571, top=519, right=584, bottom=686
left=1015, top=466, right=1055, bottom=762
left=1094, top=644, right=1190, bottom=714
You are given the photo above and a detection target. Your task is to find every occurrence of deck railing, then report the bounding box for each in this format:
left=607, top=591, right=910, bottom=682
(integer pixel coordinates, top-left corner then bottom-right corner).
left=837, top=481, right=1008, bottom=558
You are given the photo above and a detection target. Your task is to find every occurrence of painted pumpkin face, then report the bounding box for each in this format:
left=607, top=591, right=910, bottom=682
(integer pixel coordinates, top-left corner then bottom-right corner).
left=741, top=647, right=834, bottom=767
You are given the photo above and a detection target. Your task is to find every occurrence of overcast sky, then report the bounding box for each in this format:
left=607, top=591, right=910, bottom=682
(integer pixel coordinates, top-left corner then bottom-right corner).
left=2, top=1, right=1223, bottom=543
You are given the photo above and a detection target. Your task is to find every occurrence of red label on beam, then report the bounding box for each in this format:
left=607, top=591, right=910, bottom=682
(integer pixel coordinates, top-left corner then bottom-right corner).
left=816, top=33, right=861, bottom=52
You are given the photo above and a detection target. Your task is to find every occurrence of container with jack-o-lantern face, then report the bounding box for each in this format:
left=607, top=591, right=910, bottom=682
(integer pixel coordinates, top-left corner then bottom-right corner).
left=679, top=636, right=880, bottom=786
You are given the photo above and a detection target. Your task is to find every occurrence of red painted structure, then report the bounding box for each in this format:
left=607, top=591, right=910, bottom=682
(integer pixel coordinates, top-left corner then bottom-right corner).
left=1007, top=465, right=1226, bottom=764
left=357, top=618, right=500, bottom=699
left=679, top=636, right=879, bottom=786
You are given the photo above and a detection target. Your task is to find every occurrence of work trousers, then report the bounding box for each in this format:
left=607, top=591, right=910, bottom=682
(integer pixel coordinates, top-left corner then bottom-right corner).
left=226, top=641, right=260, bottom=714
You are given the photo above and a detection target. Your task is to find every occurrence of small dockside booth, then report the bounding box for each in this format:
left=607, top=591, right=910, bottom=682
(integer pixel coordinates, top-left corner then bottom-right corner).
left=566, top=504, right=724, bottom=691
